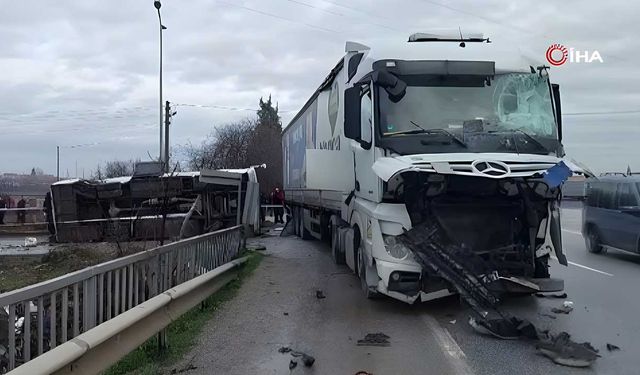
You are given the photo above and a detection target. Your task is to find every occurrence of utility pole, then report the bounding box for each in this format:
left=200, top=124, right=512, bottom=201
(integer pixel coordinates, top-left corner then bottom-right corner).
left=154, top=1, right=166, bottom=164
left=56, top=146, right=60, bottom=181
left=164, top=100, right=170, bottom=171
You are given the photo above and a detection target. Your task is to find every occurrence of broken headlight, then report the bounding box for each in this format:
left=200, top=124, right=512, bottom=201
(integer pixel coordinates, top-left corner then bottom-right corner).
left=383, top=235, right=410, bottom=260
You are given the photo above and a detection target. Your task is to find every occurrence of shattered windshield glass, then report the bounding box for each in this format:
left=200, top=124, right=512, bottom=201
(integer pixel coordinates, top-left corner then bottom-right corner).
left=379, top=73, right=557, bottom=138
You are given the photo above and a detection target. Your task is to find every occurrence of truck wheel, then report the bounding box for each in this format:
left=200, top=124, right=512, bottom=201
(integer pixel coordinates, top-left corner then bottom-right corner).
left=586, top=226, right=604, bottom=254
left=331, top=224, right=345, bottom=265
left=357, top=244, right=379, bottom=299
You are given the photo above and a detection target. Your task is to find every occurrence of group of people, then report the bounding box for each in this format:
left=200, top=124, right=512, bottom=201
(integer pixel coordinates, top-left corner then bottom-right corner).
left=0, top=195, right=27, bottom=225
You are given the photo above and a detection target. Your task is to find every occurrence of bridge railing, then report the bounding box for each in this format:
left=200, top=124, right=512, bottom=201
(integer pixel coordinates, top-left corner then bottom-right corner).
left=0, top=225, right=242, bottom=372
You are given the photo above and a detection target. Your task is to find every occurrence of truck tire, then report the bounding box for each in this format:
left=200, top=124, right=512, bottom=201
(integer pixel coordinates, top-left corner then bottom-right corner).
left=586, top=226, right=604, bottom=254
left=331, top=223, right=345, bottom=265
left=357, top=243, right=379, bottom=299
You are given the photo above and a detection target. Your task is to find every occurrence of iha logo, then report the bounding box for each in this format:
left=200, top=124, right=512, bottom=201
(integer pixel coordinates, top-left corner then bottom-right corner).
left=546, top=44, right=603, bottom=66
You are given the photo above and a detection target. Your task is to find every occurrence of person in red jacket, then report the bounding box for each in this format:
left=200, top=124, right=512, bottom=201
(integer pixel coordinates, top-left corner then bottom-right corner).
left=271, top=187, right=285, bottom=224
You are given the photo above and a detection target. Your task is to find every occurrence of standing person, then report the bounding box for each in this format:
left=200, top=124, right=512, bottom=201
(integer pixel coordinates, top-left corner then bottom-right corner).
left=17, top=196, right=26, bottom=224
left=44, top=192, right=55, bottom=236
left=272, top=187, right=285, bottom=224
left=0, top=196, right=6, bottom=225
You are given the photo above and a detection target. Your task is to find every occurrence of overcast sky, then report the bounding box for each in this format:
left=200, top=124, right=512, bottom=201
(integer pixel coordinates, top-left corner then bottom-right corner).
left=0, top=0, right=638, bottom=177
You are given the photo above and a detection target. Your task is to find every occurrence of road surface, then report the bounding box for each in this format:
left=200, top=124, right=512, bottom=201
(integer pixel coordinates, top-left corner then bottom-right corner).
left=175, top=202, right=639, bottom=375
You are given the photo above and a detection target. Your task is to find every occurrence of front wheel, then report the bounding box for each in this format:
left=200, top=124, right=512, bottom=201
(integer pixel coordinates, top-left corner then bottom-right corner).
left=586, top=226, right=604, bottom=254
left=357, top=244, right=379, bottom=299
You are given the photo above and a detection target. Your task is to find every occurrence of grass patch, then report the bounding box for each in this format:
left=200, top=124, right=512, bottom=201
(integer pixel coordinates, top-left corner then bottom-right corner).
left=105, top=252, right=263, bottom=375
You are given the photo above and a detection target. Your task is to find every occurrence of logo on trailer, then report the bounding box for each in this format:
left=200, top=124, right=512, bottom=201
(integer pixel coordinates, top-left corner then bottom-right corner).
left=471, top=160, right=511, bottom=178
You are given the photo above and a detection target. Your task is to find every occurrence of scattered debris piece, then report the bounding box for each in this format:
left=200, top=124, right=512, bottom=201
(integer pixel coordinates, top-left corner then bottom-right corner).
left=539, top=313, right=557, bottom=320
left=357, top=333, right=390, bottom=347
left=278, top=347, right=316, bottom=368
left=278, top=346, right=292, bottom=354
left=298, top=353, right=315, bottom=367
left=316, top=290, right=326, bottom=299
left=170, top=363, right=197, bottom=374
left=355, top=372, right=373, bottom=375
left=283, top=312, right=289, bottom=316
left=247, top=244, right=267, bottom=251
left=537, top=332, right=600, bottom=367
left=535, top=292, right=568, bottom=299
left=469, top=316, right=539, bottom=340
left=606, top=343, right=620, bottom=351
left=24, top=237, right=38, bottom=247
left=552, top=301, right=574, bottom=314
left=449, top=319, right=456, bottom=324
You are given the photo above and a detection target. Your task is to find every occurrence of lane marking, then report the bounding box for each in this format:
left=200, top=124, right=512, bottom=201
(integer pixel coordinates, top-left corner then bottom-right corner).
left=561, top=229, right=583, bottom=236
left=551, top=255, right=614, bottom=277
left=421, top=315, right=475, bottom=375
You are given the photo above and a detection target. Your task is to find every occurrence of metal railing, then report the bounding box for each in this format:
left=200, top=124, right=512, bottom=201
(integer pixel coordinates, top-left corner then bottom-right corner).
left=0, top=225, right=242, bottom=372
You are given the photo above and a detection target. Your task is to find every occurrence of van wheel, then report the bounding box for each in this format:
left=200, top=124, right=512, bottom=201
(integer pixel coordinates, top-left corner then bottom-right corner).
left=331, top=224, right=345, bottom=265
left=357, top=243, right=379, bottom=299
left=586, top=226, right=603, bottom=254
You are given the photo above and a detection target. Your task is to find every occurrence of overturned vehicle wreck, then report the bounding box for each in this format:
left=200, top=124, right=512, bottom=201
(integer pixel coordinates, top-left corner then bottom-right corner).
left=49, top=164, right=261, bottom=243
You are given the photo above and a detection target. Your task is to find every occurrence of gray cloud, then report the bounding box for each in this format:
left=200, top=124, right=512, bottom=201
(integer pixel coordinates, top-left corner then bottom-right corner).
left=0, top=0, right=638, bottom=176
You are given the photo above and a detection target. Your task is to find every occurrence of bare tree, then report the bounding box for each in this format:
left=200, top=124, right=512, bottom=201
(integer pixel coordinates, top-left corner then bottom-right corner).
left=180, top=118, right=256, bottom=170
left=92, top=159, right=139, bottom=179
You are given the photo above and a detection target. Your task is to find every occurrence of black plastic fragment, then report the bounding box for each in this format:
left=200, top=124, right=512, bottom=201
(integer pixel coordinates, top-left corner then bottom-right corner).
left=606, top=343, right=620, bottom=351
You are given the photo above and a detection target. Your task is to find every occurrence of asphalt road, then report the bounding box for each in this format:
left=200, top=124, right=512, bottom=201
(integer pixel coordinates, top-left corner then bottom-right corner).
left=177, top=202, right=640, bottom=375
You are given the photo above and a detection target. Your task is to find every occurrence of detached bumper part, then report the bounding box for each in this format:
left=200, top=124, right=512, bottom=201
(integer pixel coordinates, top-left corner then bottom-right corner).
left=487, top=277, right=564, bottom=294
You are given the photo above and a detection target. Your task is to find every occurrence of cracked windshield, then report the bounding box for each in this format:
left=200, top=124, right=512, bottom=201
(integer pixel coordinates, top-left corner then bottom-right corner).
left=1, top=1, right=638, bottom=375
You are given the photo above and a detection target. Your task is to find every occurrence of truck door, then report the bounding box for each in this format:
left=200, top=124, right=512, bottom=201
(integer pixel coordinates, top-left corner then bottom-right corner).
left=353, top=87, right=380, bottom=201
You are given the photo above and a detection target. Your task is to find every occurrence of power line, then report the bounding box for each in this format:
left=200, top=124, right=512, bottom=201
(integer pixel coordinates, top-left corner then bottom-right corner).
left=173, top=102, right=295, bottom=113
left=284, top=0, right=344, bottom=16
left=217, top=0, right=340, bottom=34
left=564, top=109, right=640, bottom=116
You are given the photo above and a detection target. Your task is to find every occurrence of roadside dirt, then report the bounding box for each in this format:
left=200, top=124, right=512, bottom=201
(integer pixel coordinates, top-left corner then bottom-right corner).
left=0, top=240, right=157, bottom=293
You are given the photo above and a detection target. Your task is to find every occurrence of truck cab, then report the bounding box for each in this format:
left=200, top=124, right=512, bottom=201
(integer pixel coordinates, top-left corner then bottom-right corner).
left=283, top=33, right=573, bottom=303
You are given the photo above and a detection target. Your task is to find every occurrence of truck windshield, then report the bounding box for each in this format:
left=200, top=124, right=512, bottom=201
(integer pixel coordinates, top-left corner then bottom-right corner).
left=378, top=73, right=557, bottom=140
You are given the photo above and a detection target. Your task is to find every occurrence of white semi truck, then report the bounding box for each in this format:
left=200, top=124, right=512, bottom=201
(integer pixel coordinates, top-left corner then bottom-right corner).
left=282, top=33, right=572, bottom=304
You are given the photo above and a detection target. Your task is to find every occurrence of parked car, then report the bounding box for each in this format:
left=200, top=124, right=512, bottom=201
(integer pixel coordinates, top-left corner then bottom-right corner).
left=582, top=176, right=640, bottom=254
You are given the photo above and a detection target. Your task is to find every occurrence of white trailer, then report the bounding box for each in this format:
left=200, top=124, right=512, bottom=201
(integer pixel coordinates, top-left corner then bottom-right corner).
left=282, top=33, right=574, bottom=304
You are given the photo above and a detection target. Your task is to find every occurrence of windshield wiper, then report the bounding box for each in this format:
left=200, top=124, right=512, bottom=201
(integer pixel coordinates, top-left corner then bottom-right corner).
left=410, top=121, right=467, bottom=148
left=491, top=128, right=548, bottom=152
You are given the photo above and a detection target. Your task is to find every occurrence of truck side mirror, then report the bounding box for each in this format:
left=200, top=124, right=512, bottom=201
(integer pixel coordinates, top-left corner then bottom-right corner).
left=344, top=86, right=361, bottom=141
left=552, top=83, right=562, bottom=141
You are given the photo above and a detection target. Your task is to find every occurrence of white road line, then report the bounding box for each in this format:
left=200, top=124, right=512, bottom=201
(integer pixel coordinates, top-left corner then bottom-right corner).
left=421, top=315, right=475, bottom=375
left=551, top=255, right=614, bottom=277
left=561, top=228, right=583, bottom=236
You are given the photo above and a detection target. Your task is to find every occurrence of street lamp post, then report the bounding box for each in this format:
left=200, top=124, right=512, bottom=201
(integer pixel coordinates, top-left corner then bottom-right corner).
left=154, top=1, right=166, bottom=165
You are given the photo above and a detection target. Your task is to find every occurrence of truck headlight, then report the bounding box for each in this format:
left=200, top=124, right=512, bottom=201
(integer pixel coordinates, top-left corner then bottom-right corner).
left=383, top=235, right=410, bottom=259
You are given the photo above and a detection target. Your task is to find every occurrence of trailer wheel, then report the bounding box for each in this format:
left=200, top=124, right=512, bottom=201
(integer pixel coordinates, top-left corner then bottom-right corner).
left=331, top=223, right=345, bottom=265
left=357, top=243, right=379, bottom=299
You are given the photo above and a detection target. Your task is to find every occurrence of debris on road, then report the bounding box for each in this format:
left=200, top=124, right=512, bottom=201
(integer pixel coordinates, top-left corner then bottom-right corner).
left=535, top=292, right=568, bottom=299
left=278, top=346, right=316, bottom=368
left=283, top=312, right=289, bottom=316
left=551, top=301, right=574, bottom=314
left=357, top=333, right=390, bottom=347
left=316, top=289, right=326, bottom=299
left=606, top=343, right=621, bottom=351
left=537, top=332, right=600, bottom=367
left=355, top=372, right=373, bottom=375
left=539, top=313, right=557, bottom=320
left=449, top=319, right=456, bottom=324
left=469, top=316, right=538, bottom=340
left=246, top=244, right=267, bottom=251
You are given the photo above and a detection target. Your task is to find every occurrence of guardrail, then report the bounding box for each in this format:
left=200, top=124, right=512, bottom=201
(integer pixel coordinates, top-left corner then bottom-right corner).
left=0, top=225, right=243, bottom=372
